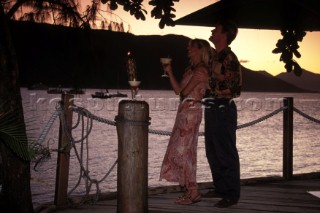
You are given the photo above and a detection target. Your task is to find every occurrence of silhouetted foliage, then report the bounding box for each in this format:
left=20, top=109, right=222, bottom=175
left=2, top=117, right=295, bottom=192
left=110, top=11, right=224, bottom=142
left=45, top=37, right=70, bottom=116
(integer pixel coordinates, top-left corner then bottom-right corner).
left=272, top=29, right=306, bottom=76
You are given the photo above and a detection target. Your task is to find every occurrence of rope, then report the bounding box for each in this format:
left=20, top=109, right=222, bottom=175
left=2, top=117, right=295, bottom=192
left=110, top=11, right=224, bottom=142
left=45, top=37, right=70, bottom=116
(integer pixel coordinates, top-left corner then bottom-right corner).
left=56, top=104, right=119, bottom=204
left=71, top=106, right=287, bottom=136
left=36, top=104, right=320, bottom=145
left=72, top=106, right=116, bottom=126
left=149, top=129, right=171, bottom=136
left=294, top=107, right=320, bottom=124
left=237, top=107, right=286, bottom=129
left=115, top=115, right=151, bottom=126
left=36, top=110, right=59, bottom=144
left=148, top=106, right=286, bottom=135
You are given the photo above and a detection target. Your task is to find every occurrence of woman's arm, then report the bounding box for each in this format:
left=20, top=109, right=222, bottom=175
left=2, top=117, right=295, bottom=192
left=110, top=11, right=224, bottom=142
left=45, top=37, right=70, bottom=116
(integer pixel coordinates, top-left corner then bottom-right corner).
left=164, top=63, right=208, bottom=98
left=180, top=65, right=208, bottom=98
left=164, top=63, right=181, bottom=95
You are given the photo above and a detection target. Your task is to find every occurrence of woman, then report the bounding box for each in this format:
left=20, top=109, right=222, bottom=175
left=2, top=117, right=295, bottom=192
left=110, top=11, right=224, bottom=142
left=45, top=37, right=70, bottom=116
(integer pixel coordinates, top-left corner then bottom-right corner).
left=159, top=39, right=212, bottom=205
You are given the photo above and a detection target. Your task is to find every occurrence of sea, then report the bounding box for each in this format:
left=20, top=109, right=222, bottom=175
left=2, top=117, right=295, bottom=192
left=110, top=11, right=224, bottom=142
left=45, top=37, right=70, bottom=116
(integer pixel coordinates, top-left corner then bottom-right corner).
left=20, top=88, right=320, bottom=207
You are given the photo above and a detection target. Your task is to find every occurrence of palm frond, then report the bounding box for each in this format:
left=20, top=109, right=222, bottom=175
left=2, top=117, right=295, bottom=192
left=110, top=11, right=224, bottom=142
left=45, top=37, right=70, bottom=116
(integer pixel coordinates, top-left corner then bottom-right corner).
left=0, top=111, right=32, bottom=161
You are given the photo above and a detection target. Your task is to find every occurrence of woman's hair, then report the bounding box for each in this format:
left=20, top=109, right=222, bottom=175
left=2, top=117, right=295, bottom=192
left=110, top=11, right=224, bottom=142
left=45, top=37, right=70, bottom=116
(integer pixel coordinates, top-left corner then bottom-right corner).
left=189, top=39, right=213, bottom=67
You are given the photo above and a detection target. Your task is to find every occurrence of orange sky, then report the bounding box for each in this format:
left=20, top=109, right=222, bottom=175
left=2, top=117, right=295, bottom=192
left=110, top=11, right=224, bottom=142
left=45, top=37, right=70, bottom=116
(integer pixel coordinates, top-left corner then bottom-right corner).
left=82, top=0, right=320, bottom=76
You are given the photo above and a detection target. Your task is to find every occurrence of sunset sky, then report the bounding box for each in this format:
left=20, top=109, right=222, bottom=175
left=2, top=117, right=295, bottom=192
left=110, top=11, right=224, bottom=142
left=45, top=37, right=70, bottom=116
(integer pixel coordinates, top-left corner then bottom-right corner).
left=82, top=0, right=320, bottom=76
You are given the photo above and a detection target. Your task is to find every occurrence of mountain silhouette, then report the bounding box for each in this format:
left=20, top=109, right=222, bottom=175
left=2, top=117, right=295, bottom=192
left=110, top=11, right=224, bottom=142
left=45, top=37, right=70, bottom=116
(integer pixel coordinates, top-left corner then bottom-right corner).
left=241, top=67, right=314, bottom=93
left=276, top=70, right=320, bottom=92
left=10, top=21, right=317, bottom=93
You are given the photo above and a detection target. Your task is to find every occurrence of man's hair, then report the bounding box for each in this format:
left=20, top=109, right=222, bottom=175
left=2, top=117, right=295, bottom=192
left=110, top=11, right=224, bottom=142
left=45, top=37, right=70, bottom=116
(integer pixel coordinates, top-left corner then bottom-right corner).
left=216, top=20, right=238, bottom=45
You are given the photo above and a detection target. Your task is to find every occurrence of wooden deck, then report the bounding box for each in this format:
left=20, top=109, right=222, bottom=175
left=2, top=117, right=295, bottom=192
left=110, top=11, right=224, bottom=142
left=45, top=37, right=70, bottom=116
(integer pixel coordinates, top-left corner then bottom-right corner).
left=39, top=175, right=320, bottom=213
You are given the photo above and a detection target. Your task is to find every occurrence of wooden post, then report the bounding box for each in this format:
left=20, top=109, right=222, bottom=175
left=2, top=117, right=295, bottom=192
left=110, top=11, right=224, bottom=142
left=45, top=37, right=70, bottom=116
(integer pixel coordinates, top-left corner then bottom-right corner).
left=283, top=97, right=293, bottom=180
left=54, top=93, right=74, bottom=207
left=116, top=100, right=149, bottom=213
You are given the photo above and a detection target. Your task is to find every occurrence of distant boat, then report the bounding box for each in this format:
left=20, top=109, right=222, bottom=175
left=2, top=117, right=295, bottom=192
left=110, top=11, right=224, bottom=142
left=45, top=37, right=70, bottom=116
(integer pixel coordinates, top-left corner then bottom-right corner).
left=67, top=88, right=85, bottom=95
left=91, top=91, right=111, bottom=99
left=109, top=91, right=128, bottom=98
left=47, top=86, right=63, bottom=94
left=47, top=85, right=85, bottom=95
left=47, top=88, right=64, bottom=94
left=91, top=90, right=127, bottom=99
left=28, top=82, right=48, bottom=90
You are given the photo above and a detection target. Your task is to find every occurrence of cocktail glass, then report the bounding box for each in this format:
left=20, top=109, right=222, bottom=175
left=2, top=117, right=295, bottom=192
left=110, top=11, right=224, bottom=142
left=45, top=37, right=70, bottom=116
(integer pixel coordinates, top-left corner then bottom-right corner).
left=128, top=80, right=141, bottom=99
left=160, top=58, right=172, bottom=77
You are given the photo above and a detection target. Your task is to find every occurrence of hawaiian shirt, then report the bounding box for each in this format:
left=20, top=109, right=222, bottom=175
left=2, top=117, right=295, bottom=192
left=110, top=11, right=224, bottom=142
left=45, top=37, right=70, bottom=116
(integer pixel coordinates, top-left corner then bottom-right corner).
left=207, top=47, right=242, bottom=98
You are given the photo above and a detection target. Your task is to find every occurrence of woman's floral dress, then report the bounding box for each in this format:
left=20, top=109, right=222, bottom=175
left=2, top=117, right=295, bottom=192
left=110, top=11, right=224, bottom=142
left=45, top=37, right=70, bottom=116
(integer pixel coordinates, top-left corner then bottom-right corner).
left=159, top=66, right=208, bottom=190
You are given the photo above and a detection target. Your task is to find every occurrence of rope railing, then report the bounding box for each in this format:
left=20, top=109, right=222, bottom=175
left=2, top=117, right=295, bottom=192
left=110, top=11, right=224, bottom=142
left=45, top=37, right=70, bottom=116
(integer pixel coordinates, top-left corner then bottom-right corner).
left=70, top=105, right=290, bottom=136
left=56, top=103, right=117, bottom=203
left=36, top=110, right=60, bottom=144
left=37, top=104, right=319, bottom=145
left=237, top=107, right=286, bottom=129
left=72, top=106, right=117, bottom=126
left=35, top=100, right=319, bottom=204
left=294, top=107, right=320, bottom=124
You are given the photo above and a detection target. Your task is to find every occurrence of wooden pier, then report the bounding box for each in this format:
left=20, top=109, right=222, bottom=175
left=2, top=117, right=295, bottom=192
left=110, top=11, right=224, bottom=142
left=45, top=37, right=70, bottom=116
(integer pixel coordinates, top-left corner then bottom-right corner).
left=38, top=174, right=320, bottom=213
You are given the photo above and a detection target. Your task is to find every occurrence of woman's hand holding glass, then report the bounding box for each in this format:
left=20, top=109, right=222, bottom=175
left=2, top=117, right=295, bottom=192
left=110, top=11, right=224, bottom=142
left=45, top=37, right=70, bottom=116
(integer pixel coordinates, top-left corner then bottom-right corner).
left=160, top=58, right=172, bottom=77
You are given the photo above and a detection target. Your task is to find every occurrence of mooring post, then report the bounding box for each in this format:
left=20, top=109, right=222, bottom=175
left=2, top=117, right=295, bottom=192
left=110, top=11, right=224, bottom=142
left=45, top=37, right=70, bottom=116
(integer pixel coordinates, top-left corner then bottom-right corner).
left=283, top=97, right=293, bottom=180
left=116, top=100, right=150, bottom=213
left=54, top=93, right=74, bottom=207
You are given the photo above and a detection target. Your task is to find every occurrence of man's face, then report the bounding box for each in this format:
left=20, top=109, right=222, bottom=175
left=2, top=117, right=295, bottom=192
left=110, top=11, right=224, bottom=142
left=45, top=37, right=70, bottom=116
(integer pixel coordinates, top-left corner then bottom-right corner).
left=209, top=25, right=223, bottom=44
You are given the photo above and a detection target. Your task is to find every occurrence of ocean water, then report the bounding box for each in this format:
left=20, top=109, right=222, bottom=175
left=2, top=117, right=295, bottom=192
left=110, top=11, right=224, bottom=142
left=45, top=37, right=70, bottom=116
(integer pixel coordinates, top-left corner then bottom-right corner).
left=21, top=88, right=320, bottom=207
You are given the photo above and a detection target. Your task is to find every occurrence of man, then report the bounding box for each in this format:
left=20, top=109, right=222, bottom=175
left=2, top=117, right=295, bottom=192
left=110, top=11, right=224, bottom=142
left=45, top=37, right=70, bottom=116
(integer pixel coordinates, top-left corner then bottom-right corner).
left=203, top=20, right=242, bottom=208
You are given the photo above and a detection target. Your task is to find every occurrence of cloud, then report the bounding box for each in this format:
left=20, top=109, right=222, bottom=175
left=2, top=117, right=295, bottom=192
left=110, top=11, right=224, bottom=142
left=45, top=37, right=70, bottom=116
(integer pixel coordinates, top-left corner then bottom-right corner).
left=240, top=59, right=249, bottom=63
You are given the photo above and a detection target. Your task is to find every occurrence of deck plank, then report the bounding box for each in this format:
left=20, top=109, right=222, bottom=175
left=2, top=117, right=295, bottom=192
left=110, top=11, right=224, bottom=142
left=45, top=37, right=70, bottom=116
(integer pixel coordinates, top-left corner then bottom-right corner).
left=49, top=178, right=320, bottom=213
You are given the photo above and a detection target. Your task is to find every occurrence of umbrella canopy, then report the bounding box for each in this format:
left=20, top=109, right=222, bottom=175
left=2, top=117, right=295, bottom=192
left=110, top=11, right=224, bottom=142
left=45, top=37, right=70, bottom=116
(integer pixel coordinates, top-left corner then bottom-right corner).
left=175, top=0, right=320, bottom=31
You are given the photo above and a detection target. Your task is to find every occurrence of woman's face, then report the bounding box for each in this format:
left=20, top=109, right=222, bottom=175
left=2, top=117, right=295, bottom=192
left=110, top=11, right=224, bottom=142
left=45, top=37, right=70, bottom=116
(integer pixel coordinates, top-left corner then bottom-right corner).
left=187, top=41, right=201, bottom=61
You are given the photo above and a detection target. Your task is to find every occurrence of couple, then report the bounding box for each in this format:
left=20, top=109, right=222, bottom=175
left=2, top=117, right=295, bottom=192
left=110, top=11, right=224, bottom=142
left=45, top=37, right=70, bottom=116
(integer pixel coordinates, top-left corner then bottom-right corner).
left=159, top=20, right=242, bottom=208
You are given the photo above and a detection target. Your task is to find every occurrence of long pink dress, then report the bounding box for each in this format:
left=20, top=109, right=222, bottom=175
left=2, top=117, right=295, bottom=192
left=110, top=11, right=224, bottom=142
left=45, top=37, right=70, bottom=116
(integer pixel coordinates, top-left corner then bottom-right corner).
left=159, top=66, right=208, bottom=190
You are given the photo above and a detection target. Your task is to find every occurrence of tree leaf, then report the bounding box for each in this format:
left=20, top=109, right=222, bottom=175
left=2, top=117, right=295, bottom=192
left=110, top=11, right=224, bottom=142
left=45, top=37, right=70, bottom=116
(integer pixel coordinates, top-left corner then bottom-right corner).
left=293, top=49, right=301, bottom=58
left=0, top=112, right=33, bottom=161
left=285, top=61, right=293, bottom=72
left=293, top=62, right=302, bottom=76
left=272, top=47, right=282, bottom=54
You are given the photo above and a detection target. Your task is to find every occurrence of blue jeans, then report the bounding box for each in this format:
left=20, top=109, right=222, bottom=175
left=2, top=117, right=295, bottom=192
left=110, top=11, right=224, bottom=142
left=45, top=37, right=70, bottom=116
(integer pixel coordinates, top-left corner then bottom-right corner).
left=204, top=99, right=240, bottom=201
